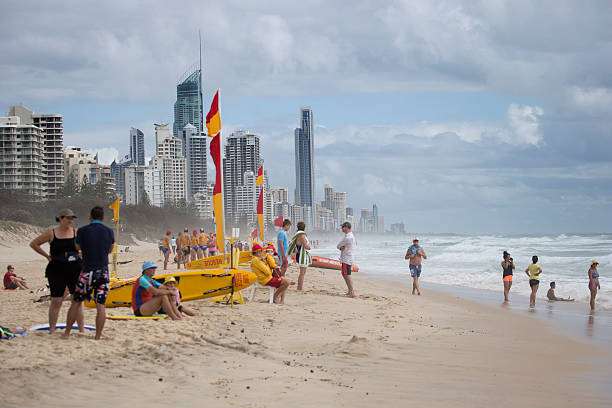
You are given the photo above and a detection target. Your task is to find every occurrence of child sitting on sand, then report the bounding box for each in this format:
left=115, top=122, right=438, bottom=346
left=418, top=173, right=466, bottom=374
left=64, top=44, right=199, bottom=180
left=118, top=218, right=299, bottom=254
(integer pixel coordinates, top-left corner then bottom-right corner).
left=162, top=277, right=196, bottom=316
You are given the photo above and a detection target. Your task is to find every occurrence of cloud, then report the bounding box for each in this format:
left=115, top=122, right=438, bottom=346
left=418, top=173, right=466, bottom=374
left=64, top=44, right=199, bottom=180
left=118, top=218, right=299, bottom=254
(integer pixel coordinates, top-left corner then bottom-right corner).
left=501, top=104, right=544, bottom=145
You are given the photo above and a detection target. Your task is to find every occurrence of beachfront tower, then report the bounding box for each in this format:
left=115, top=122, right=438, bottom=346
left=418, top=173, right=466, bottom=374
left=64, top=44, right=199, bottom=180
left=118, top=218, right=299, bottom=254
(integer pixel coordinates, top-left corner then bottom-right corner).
left=173, top=69, right=203, bottom=137
left=223, top=130, right=262, bottom=226
left=294, top=107, right=315, bottom=223
left=182, top=123, right=208, bottom=198
left=129, top=127, right=145, bottom=166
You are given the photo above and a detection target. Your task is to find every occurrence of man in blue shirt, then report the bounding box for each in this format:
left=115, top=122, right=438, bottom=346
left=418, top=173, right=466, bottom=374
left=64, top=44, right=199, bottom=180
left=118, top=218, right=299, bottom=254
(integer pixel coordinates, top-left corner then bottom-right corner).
left=63, top=206, right=114, bottom=340
left=277, top=219, right=291, bottom=276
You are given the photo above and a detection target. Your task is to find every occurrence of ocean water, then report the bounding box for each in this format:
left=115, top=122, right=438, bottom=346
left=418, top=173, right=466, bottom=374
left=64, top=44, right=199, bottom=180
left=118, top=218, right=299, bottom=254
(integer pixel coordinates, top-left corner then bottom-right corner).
left=311, top=233, right=611, bottom=309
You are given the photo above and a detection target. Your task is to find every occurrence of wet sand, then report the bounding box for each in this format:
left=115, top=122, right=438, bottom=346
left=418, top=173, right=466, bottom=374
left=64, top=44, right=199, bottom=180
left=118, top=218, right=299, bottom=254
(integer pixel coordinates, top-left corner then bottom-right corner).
left=1, top=239, right=610, bottom=407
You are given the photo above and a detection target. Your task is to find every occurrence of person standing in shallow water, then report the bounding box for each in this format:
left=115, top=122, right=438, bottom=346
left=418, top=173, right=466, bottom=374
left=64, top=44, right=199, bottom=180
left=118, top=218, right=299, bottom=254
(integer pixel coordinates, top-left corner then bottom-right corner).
left=525, top=255, right=542, bottom=308
left=588, top=260, right=600, bottom=311
left=501, top=251, right=515, bottom=302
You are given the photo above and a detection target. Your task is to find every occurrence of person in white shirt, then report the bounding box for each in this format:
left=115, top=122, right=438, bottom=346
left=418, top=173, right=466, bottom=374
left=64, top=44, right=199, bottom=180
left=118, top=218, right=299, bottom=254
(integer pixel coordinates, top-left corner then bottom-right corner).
left=337, top=222, right=356, bottom=298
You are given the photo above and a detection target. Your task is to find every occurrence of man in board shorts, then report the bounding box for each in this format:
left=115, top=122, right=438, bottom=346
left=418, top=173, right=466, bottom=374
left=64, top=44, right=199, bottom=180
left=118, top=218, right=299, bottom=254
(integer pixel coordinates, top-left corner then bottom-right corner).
left=64, top=206, right=114, bottom=340
left=405, top=238, right=427, bottom=296
left=337, top=222, right=356, bottom=297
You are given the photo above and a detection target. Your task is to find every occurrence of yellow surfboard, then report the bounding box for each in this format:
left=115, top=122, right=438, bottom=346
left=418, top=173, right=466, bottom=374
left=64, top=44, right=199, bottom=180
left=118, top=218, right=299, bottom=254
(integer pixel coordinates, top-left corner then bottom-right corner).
left=85, top=268, right=257, bottom=309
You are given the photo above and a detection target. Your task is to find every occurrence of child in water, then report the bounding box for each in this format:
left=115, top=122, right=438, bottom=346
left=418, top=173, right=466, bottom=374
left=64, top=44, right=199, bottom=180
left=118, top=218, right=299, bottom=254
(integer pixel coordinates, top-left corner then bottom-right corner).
left=162, top=277, right=196, bottom=316
left=546, top=281, right=574, bottom=302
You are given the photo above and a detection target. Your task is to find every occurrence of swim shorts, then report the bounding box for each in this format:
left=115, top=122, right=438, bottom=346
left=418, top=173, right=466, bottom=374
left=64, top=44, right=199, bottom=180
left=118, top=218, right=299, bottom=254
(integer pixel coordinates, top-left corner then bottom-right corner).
left=181, top=246, right=190, bottom=256
left=73, top=267, right=110, bottom=304
left=341, top=263, right=352, bottom=276
left=503, top=275, right=513, bottom=282
left=46, top=261, right=82, bottom=297
left=410, top=264, right=422, bottom=278
left=265, top=277, right=282, bottom=288
left=199, top=245, right=207, bottom=251
left=5, top=282, right=18, bottom=290
left=162, top=247, right=169, bottom=254
left=529, top=279, right=539, bottom=287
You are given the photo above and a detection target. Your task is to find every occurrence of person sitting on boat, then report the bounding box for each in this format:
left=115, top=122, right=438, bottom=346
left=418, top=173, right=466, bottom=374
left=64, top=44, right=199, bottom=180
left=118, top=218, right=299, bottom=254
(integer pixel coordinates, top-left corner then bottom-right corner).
left=251, top=244, right=294, bottom=304
left=162, top=276, right=196, bottom=316
left=132, top=261, right=181, bottom=320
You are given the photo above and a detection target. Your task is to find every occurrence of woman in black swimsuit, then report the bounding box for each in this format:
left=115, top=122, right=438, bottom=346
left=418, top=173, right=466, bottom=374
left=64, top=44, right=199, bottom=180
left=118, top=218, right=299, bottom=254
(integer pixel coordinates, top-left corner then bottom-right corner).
left=501, top=251, right=515, bottom=302
left=30, top=209, right=84, bottom=334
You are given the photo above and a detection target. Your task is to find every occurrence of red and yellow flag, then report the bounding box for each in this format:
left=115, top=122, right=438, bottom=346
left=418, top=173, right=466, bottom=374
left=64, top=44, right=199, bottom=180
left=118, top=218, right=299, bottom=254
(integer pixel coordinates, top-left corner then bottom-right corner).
left=256, top=165, right=263, bottom=186
left=257, top=186, right=264, bottom=241
left=206, top=90, right=221, bottom=137
left=109, top=196, right=120, bottom=222
left=207, top=90, right=224, bottom=253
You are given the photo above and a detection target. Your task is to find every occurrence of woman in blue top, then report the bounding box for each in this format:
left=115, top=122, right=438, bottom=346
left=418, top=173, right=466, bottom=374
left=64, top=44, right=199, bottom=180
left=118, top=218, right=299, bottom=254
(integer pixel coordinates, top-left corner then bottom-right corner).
left=588, top=260, right=600, bottom=311
left=132, top=261, right=182, bottom=320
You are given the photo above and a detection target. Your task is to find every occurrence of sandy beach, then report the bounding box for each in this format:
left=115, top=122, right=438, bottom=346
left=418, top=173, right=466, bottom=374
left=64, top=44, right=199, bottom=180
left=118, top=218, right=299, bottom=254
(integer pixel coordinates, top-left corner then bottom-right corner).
left=1, top=233, right=610, bottom=407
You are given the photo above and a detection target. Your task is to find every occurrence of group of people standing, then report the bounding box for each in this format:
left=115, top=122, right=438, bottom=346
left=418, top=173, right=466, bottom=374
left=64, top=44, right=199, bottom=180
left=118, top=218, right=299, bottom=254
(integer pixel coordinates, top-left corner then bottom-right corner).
left=501, top=250, right=601, bottom=309
left=159, top=228, right=219, bottom=270
left=247, top=218, right=357, bottom=303
left=29, top=207, right=115, bottom=340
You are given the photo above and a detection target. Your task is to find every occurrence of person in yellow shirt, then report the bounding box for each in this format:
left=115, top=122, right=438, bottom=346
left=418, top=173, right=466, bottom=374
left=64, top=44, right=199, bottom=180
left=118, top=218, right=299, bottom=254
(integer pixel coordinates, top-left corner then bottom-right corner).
left=198, top=229, right=208, bottom=259
left=162, top=230, right=171, bottom=270
left=190, top=230, right=199, bottom=262
left=179, top=228, right=191, bottom=269
left=251, top=243, right=294, bottom=304
left=525, top=255, right=542, bottom=308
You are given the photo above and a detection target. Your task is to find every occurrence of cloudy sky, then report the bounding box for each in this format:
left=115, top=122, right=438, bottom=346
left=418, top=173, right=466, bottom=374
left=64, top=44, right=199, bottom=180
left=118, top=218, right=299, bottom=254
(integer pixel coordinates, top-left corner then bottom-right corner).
left=2, top=0, right=611, bottom=233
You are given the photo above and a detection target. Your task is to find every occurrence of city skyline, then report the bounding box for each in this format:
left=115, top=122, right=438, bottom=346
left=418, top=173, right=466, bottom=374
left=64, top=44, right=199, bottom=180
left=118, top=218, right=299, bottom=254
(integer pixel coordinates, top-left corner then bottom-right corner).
left=2, top=1, right=611, bottom=233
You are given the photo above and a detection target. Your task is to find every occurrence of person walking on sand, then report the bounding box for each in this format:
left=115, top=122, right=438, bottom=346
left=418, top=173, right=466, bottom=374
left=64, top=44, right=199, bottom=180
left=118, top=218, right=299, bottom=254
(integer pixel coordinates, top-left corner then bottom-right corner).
left=277, top=219, right=291, bottom=276
left=3, top=265, right=28, bottom=290
left=162, top=230, right=171, bottom=270
left=288, top=222, right=312, bottom=291
left=525, top=255, right=542, bottom=308
left=337, top=222, right=356, bottom=298
left=30, top=209, right=84, bottom=334
left=501, top=251, right=515, bottom=302
left=405, top=238, right=427, bottom=295
left=179, top=228, right=191, bottom=268
left=588, top=260, right=600, bottom=310
left=171, top=236, right=177, bottom=255
left=64, top=206, right=115, bottom=340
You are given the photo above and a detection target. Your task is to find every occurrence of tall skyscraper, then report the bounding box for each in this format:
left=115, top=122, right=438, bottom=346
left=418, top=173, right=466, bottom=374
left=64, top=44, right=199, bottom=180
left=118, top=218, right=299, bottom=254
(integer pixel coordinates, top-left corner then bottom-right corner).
left=223, top=130, right=261, bottom=225
left=0, top=115, right=44, bottom=198
left=294, top=107, right=315, bottom=222
left=150, top=123, right=187, bottom=206
left=110, top=154, right=132, bottom=202
left=173, top=69, right=202, bottom=137
left=9, top=106, right=64, bottom=199
left=182, top=123, right=207, bottom=197
left=372, top=204, right=379, bottom=232
left=129, top=127, right=145, bottom=166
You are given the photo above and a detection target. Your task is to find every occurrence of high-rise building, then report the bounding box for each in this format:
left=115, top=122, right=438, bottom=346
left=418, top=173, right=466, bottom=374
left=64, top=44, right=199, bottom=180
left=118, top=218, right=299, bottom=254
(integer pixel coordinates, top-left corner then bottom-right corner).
left=372, top=204, right=379, bottom=232
left=173, top=69, right=202, bottom=137
left=110, top=155, right=133, bottom=202
left=129, top=127, right=145, bottom=166
left=390, top=222, right=405, bottom=234
left=0, top=116, right=44, bottom=198
left=64, top=147, right=97, bottom=186
left=124, top=165, right=145, bottom=205
left=271, top=187, right=289, bottom=204
left=223, top=130, right=261, bottom=225
left=294, top=107, right=315, bottom=220
left=182, top=123, right=207, bottom=197
left=150, top=123, right=187, bottom=206
left=9, top=106, right=64, bottom=199
left=234, top=170, right=257, bottom=225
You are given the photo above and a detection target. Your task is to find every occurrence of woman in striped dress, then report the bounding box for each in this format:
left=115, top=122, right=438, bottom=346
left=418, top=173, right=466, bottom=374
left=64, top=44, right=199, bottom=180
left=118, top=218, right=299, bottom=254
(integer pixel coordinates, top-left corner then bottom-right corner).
left=288, top=222, right=312, bottom=291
